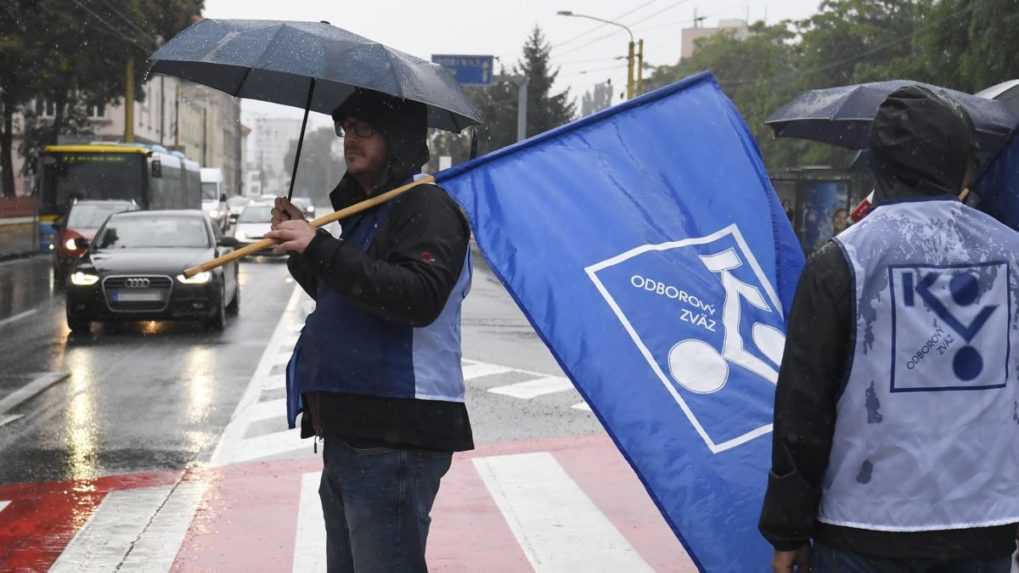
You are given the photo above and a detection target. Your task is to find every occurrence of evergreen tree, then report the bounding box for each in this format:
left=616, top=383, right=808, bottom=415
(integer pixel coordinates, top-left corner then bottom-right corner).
left=517, top=26, right=576, bottom=138
left=467, top=26, right=576, bottom=157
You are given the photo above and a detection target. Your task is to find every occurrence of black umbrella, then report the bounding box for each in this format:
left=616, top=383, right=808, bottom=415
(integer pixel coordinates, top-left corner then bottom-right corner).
left=148, top=19, right=480, bottom=199
left=976, top=79, right=1019, bottom=115
left=765, top=80, right=1019, bottom=167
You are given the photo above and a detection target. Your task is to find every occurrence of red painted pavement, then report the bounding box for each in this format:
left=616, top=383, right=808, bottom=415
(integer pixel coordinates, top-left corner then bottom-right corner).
left=0, top=434, right=695, bottom=572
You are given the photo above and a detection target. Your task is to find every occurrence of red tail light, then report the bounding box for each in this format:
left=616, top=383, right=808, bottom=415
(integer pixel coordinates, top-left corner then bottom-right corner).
left=58, top=228, right=85, bottom=257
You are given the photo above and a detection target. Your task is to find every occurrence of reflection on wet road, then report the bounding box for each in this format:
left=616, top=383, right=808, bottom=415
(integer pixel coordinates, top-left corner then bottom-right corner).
left=0, top=255, right=292, bottom=484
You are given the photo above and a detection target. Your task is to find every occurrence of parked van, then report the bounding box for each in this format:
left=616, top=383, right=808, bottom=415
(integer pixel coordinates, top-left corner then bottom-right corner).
left=200, top=168, right=227, bottom=230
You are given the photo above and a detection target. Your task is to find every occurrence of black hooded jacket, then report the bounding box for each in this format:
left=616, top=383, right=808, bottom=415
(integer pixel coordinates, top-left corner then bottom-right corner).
left=759, top=86, right=1017, bottom=559
left=285, top=90, right=473, bottom=452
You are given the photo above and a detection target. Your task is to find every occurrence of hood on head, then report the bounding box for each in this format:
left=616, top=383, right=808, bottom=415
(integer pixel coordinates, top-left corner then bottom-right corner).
left=869, top=85, right=975, bottom=203
left=332, top=88, right=429, bottom=195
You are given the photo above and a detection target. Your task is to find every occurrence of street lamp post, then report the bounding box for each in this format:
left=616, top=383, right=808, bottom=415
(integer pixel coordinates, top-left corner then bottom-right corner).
left=557, top=10, right=644, bottom=98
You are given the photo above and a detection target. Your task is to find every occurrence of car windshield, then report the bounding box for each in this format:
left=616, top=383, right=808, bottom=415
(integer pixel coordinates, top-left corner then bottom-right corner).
left=95, top=215, right=210, bottom=249
left=238, top=205, right=271, bottom=223
left=66, top=203, right=133, bottom=229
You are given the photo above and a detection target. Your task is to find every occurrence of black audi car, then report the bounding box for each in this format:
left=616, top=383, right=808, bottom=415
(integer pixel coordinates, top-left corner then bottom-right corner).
left=65, top=210, right=241, bottom=333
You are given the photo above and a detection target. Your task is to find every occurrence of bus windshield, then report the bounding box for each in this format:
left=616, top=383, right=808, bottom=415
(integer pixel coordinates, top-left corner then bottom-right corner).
left=40, top=153, right=145, bottom=214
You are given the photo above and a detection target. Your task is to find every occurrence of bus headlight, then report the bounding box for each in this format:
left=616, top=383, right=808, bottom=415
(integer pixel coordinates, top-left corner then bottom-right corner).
left=176, top=271, right=211, bottom=284
left=70, top=271, right=100, bottom=286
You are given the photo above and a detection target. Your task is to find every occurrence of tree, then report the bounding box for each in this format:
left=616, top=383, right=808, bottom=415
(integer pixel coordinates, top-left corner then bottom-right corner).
left=644, top=21, right=815, bottom=169
left=0, top=0, right=203, bottom=197
left=517, top=26, right=576, bottom=138
left=470, top=26, right=576, bottom=157
left=917, top=0, right=1019, bottom=92
left=283, top=126, right=345, bottom=206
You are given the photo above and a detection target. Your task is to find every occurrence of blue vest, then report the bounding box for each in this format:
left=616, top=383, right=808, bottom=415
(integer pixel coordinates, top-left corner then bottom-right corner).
left=286, top=196, right=471, bottom=428
left=822, top=199, right=1019, bottom=531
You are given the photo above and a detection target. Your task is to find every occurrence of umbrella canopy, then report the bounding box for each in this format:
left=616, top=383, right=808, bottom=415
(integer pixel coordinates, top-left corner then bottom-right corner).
left=976, top=79, right=1019, bottom=115
left=148, top=19, right=480, bottom=132
left=765, top=80, right=1019, bottom=166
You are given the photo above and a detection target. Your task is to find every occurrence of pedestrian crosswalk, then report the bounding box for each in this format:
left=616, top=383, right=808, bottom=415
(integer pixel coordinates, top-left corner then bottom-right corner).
left=0, top=437, right=697, bottom=572
left=212, top=287, right=592, bottom=467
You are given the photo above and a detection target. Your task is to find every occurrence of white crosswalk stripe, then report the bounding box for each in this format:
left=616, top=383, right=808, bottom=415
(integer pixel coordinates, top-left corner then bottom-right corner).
left=49, top=485, right=176, bottom=573
left=461, top=361, right=514, bottom=379
left=293, top=472, right=328, bottom=573
left=474, top=452, right=654, bottom=573
left=488, top=376, right=574, bottom=399
left=211, top=287, right=593, bottom=468
left=118, top=481, right=208, bottom=572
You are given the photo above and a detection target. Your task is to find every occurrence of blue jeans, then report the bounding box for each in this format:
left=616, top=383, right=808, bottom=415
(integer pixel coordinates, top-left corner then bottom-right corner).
left=319, top=439, right=452, bottom=573
left=812, top=542, right=1015, bottom=573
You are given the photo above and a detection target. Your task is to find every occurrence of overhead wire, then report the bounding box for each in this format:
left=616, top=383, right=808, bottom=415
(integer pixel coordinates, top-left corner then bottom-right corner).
left=90, top=0, right=152, bottom=40
left=550, top=0, right=661, bottom=50
left=553, top=0, right=693, bottom=58
left=67, top=0, right=151, bottom=49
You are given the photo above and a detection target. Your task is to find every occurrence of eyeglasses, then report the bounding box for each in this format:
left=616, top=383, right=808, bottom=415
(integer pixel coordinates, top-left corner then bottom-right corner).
left=334, top=120, right=376, bottom=139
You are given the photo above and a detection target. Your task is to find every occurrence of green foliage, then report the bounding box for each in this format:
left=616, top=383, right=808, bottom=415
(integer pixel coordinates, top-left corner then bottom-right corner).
left=641, top=0, right=1019, bottom=171
left=0, top=0, right=203, bottom=197
left=917, top=0, right=1019, bottom=92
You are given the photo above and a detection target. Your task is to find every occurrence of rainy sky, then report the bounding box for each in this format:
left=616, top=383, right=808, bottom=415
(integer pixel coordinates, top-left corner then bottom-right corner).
left=203, top=0, right=821, bottom=121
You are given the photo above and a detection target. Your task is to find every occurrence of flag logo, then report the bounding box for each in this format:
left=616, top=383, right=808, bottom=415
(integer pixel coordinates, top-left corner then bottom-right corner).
left=587, top=224, right=785, bottom=454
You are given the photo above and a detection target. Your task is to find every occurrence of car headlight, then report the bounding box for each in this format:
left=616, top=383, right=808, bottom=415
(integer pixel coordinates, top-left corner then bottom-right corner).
left=64, top=238, right=79, bottom=251
left=70, top=271, right=100, bottom=286
left=176, top=271, right=211, bottom=284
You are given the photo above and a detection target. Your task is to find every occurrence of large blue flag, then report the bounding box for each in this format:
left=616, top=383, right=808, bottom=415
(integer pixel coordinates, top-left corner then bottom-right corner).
left=437, top=71, right=805, bottom=571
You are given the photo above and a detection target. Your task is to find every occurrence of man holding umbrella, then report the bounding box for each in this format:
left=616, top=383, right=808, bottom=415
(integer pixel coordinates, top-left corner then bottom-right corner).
left=268, top=89, right=473, bottom=573
left=760, top=85, right=1019, bottom=572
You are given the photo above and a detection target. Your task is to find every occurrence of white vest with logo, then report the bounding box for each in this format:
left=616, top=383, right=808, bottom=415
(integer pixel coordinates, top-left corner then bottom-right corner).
left=822, top=199, right=1019, bottom=531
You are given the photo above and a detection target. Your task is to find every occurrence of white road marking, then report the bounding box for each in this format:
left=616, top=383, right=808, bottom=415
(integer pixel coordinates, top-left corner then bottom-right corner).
left=49, top=485, right=175, bottom=573
left=292, top=472, right=327, bottom=573
left=118, top=481, right=209, bottom=571
left=0, top=372, right=68, bottom=415
left=211, top=286, right=306, bottom=466
left=0, top=414, right=24, bottom=428
left=461, top=362, right=514, bottom=380
left=488, top=376, right=574, bottom=399
left=0, top=500, right=9, bottom=513
left=0, top=309, right=38, bottom=329
left=473, top=452, right=653, bottom=573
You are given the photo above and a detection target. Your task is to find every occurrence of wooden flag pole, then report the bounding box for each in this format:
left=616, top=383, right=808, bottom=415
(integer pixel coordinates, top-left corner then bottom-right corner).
left=182, top=176, right=436, bottom=278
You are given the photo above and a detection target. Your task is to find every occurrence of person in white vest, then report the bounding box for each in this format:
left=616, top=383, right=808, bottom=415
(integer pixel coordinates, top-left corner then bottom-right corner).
left=760, top=85, right=1019, bottom=572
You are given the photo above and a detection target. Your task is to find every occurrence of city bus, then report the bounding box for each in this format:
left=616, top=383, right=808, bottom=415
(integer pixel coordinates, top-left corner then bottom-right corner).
left=35, top=143, right=201, bottom=250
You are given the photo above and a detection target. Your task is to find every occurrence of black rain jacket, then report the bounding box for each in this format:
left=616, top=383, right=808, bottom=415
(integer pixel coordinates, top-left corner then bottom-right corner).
left=759, top=86, right=1018, bottom=560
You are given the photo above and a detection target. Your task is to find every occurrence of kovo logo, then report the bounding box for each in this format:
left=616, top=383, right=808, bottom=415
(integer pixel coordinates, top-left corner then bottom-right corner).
left=586, top=225, right=784, bottom=454
left=889, top=261, right=1009, bottom=392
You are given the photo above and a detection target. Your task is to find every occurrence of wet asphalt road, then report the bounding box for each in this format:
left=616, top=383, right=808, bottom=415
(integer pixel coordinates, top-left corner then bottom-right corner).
left=0, top=251, right=601, bottom=486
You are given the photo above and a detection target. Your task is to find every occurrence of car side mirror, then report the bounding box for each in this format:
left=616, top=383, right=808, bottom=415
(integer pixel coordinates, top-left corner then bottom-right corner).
left=218, top=236, right=240, bottom=248
left=220, top=193, right=227, bottom=203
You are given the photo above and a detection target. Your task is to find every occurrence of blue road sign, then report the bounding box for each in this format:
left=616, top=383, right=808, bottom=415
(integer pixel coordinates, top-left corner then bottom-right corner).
left=431, top=54, right=494, bottom=86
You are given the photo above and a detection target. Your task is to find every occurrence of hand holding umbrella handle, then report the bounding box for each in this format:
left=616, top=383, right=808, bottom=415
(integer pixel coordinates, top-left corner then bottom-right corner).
left=182, top=176, right=436, bottom=278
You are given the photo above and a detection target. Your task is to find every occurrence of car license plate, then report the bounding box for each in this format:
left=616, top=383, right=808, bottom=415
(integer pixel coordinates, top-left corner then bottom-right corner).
left=111, top=289, right=164, bottom=302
